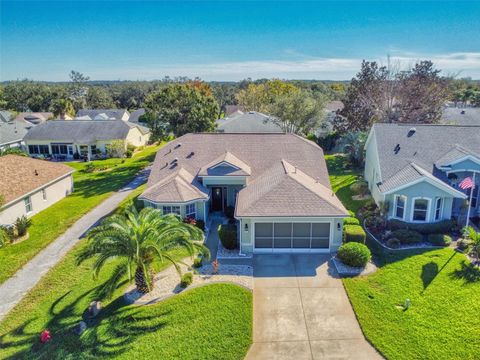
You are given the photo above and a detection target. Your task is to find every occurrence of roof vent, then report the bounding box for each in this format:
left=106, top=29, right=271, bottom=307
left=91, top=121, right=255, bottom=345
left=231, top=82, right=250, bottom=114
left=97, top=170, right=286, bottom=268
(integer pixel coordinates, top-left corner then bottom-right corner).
left=170, top=158, right=178, bottom=164
left=187, top=151, right=195, bottom=158
left=165, top=148, right=172, bottom=155
left=170, top=162, right=178, bottom=169
left=34, top=169, right=38, bottom=176
left=394, top=144, right=401, bottom=154
left=461, top=110, right=466, bottom=115
left=407, top=127, right=416, bottom=137
left=174, top=143, right=182, bottom=149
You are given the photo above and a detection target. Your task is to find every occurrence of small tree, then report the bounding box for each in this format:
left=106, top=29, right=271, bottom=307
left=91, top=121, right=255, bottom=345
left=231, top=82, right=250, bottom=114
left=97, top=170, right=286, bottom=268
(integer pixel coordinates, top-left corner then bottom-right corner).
left=465, top=226, right=480, bottom=265
left=339, top=132, right=367, bottom=168
left=107, top=140, right=126, bottom=158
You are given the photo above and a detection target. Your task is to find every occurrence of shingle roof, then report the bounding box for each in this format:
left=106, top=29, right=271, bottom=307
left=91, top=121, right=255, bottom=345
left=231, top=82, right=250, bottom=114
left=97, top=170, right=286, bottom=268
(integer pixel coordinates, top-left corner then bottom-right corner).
left=371, top=123, right=480, bottom=192
left=24, top=120, right=148, bottom=144
left=217, top=111, right=284, bottom=133
left=198, top=151, right=251, bottom=176
left=0, top=155, right=73, bottom=205
left=0, top=111, right=13, bottom=123
left=16, top=112, right=53, bottom=125
left=442, top=107, right=480, bottom=125
left=0, top=119, right=32, bottom=146
left=76, top=109, right=130, bottom=120
left=128, top=108, right=146, bottom=122
left=143, top=133, right=346, bottom=217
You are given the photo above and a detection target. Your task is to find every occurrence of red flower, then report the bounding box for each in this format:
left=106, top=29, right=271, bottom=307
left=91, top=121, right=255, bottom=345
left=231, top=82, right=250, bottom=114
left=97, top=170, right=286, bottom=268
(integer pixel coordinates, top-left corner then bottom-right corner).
left=40, top=329, right=51, bottom=343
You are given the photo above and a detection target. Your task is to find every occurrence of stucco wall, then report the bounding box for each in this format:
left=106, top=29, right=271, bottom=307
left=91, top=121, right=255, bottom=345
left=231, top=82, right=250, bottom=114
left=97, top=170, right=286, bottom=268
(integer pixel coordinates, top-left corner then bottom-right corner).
left=0, top=175, right=73, bottom=225
left=125, top=127, right=150, bottom=147
left=364, top=129, right=384, bottom=204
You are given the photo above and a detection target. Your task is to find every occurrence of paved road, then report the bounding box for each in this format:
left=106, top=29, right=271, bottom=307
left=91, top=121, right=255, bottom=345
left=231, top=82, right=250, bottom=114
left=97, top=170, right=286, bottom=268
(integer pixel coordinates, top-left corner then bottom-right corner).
left=245, top=254, right=382, bottom=360
left=0, top=168, right=150, bottom=321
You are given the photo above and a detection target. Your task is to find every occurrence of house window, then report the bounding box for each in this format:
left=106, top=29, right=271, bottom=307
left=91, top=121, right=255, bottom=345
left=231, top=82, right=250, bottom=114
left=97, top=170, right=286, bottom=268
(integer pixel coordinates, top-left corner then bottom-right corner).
left=162, top=206, right=180, bottom=215
left=28, top=145, right=39, bottom=154
left=42, top=189, right=47, bottom=201
left=24, top=196, right=32, bottom=213
left=434, top=197, right=443, bottom=221
left=412, top=198, right=429, bottom=222
left=185, top=203, right=196, bottom=219
left=394, top=195, right=406, bottom=220
left=90, top=145, right=97, bottom=155
left=51, top=144, right=68, bottom=155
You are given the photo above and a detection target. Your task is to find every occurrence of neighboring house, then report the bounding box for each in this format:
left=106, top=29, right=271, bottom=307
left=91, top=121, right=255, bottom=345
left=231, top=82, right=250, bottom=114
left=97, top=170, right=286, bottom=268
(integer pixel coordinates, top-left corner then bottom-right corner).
left=364, top=123, right=480, bottom=224
left=216, top=111, right=284, bottom=133
left=140, top=133, right=348, bottom=254
left=225, top=105, right=242, bottom=117
left=129, top=108, right=146, bottom=123
left=16, top=112, right=54, bottom=125
left=24, top=120, right=150, bottom=160
left=316, top=100, right=345, bottom=137
left=76, top=109, right=130, bottom=121
left=442, top=106, right=480, bottom=125
left=0, top=155, right=73, bottom=224
left=0, top=116, right=33, bottom=151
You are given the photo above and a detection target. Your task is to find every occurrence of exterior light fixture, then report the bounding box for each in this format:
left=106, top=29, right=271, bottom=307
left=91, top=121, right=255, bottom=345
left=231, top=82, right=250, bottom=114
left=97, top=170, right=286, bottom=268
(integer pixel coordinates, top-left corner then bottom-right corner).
left=245, top=223, right=249, bottom=231
left=337, top=223, right=341, bottom=231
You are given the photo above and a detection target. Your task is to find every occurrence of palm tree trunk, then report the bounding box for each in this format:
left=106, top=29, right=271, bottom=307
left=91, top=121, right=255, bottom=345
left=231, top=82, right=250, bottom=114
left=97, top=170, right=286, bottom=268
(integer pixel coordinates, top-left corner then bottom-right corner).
left=135, top=267, right=151, bottom=294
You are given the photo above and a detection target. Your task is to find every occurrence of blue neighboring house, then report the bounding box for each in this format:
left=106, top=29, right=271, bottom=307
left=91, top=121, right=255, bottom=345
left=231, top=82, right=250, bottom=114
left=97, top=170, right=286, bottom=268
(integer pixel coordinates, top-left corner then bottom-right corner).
left=364, top=123, right=480, bottom=224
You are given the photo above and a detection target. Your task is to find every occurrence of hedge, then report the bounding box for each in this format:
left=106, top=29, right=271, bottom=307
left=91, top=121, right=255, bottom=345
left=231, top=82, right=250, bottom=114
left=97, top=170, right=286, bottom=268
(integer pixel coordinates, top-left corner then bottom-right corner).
left=343, top=224, right=366, bottom=244
left=427, top=234, right=452, bottom=246
left=218, top=224, right=237, bottom=250
left=343, top=217, right=360, bottom=226
left=337, top=242, right=371, bottom=267
left=389, top=229, right=423, bottom=245
left=387, top=219, right=455, bottom=235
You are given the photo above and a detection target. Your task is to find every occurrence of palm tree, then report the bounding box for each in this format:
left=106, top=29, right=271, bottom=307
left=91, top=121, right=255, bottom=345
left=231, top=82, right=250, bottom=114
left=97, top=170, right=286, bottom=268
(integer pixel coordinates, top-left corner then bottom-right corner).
left=339, top=132, right=367, bottom=168
left=76, top=205, right=209, bottom=298
left=465, top=226, right=480, bottom=265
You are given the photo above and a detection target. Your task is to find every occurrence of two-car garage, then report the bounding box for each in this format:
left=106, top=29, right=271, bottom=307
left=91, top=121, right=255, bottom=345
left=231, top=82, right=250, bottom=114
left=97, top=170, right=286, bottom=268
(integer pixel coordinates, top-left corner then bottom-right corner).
left=254, top=222, right=331, bottom=252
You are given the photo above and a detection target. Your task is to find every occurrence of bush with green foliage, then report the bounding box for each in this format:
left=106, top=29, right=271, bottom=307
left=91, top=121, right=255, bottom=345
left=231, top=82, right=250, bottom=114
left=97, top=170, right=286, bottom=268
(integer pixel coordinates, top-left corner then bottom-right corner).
left=386, top=237, right=401, bottom=248
left=389, top=229, right=423, bottom=244
left=126, top=144, right=136, bottom=158
left=350, top=181, right=369, bottom=196
left=427, top=234, right=452, bottom=246
left=180, top=272, right=193, bottom=288
left=387, top=219, right=455, bottom=235
left=457, top=238, right=471, bottom=251
left=343, top=217, right=360, bottom=226
left=343, top=224, right=366, bottom=244
left=218, top=224, right=237, bottom=250
left=337, top=242, right=371, bottom=267
left=15, top=215, right=32, bottom=237
left=193, top=257, right=203, bottom=268
left=195, top=220, right=205, bottom=231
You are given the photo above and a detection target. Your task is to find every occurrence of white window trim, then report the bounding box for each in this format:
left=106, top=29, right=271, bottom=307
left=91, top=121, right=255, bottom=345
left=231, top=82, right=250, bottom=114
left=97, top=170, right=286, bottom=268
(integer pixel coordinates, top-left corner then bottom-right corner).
left=434, top=197, right=443, bottom=221
left=24, top=196, right=33, bottom=214
left=185, top=203, right=196, bottom=218
left=393, top=195, right=407, bottom=221
left=42, top=189, right=47, bottom=201
left=162, top=205, right=181, bottom=215
left=410, top=197, right=431, bottom=223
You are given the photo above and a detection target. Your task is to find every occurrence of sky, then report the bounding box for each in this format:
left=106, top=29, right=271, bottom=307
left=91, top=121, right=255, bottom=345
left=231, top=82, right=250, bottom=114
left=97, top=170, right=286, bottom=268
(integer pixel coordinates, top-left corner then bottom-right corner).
left=1, top=0, right=480, bottom=81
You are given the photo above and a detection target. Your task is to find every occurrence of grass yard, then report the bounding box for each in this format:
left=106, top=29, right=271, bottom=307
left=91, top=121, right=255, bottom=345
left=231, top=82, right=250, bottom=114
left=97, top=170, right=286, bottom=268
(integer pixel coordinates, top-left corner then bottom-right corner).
left=0, top=144, right=163, bottom=285
left=325, top=154, right=368, bottom=213
left=344, top=248, right=480, bottom=360
left=0, top=189, right=252, bottom=359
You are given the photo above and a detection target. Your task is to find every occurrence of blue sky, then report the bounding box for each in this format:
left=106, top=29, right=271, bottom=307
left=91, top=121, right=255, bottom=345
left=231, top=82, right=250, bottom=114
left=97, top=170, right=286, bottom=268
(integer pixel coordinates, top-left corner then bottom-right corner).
left=1, top=1, right=480, bottom=81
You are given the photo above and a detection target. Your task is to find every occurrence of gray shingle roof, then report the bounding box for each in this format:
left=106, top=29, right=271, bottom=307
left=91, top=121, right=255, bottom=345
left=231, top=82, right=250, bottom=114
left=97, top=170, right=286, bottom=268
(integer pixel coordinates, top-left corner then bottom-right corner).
left=143, top=133, right=347, bottom=217
left=128, top=108, right=146, bottom=122
left=0, top=119, right=32, bottom=146
left=371, top=123, right=480, bottom=192
left=217, top=111, right=284, bottom=133
left=76, top=109, right=130, bottom=120
left=442, top=107, right=480, bottom=125
left=24, top=120, right=147, bottom=144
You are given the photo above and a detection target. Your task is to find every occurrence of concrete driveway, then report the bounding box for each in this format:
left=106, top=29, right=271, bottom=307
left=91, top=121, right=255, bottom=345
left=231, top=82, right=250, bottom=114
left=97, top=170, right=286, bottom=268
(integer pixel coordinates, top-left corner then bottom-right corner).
left=245, top=254, right=382, bottom=360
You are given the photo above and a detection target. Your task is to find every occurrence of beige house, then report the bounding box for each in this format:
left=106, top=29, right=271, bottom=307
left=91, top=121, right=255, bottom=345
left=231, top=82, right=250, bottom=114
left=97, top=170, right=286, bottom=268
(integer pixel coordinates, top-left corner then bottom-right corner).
left=24, top=120, right=150, bottom=160
left=0, top=155, right=74, bottom=225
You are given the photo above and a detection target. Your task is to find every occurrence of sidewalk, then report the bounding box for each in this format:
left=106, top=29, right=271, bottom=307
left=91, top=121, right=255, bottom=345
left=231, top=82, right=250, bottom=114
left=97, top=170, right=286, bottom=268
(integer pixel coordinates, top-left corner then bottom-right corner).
left=0, top=168, right=150, bottom=321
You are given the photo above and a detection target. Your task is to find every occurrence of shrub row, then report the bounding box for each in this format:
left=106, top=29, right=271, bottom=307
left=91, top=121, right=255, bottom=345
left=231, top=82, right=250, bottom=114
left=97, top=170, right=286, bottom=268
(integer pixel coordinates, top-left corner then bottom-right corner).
left=387, top=219, right=455, bottom=235
left=218, top=223, right=237, bottom=250
left=343, top=217, right=360, bottom=226
left=427, top=234, right=452, bottom=246
left=337, top=242, right=371, bottom=267
left=343, top=224, right=366, bottom=244
left=388, top=229, right=423, bottom=245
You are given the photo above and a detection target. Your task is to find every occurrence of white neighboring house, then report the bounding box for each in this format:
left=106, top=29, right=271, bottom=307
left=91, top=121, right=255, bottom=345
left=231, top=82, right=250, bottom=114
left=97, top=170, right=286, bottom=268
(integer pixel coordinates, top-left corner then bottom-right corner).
left=76, top=109, right=130, bottom=121
left=24, top=120, right=151, bottom=160
left=0, top=155, right=74, bottom=225
left=0, top=111, right=32, bottom=151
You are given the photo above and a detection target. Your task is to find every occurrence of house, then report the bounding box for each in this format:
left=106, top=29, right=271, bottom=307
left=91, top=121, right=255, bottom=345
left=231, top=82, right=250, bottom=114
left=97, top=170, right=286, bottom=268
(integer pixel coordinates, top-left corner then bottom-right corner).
left=24, top=120, right=150, bottom=160
left=129, top=108, right=146, bottom=123
left=0, top=155, right=74, bottom=224
left=15, top=112, right=54, bottom=125
left=442, top=106, right=480, bottom=125
left=316, top=100, right=345, bottom=137
left=76, top=109, right=130, bottom=121
left=225, top=105, right=242, bottom=117
left=364, top=123, right=480, bottom=224
left=216, top=111, right=284, bottom=133
left=140, top=133, right=348, bottom=254
left=0, top=114, right=33, bottom=151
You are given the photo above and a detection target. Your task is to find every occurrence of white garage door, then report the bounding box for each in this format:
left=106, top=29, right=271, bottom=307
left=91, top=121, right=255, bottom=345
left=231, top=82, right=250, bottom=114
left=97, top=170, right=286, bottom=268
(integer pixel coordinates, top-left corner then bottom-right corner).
left=254, top=222, right=330, bottom=252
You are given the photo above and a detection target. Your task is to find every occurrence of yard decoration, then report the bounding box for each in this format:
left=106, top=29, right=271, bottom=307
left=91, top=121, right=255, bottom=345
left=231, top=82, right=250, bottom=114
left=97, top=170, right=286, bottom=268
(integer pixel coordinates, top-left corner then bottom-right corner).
left=40, top=329, right=51, bottom=343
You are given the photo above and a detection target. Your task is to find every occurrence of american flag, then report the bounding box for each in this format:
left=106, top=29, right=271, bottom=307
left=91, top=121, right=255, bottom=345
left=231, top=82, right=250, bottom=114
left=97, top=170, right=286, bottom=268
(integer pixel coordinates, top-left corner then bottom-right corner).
left=459, top=177, right=474, bottom=190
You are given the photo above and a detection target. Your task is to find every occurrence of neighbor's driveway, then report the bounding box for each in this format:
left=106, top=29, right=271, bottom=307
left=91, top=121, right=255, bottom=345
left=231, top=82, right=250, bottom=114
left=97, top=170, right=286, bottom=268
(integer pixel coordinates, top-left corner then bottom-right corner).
left=245, top=254, right=382, bottom=360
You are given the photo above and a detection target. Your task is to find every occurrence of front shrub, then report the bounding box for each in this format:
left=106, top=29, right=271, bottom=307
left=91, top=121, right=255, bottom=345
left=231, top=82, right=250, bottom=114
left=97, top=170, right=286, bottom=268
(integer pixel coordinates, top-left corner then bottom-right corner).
left=337, top=242, right=371, bottom=267
left=350, top=181, right=369, bottom=196
left=389, top=229, right=423, bottom=244
left=386, top=237, right=401, bottom=248
left=343, top=224, right=366, bottom=244
left=427, top=234, right=452, bottom=246
left=180, top=273, right=193, bottom=288
left=343, top=217, right=360, bottom=226
left=193, top=257, right=203, bottom=268
left=387, top=219, right=455, bottom=235
left=15, top=216, right=32, bottom=237
left=457, top=238, right=471, bottom=251
left=218, top=224, right=237, bottom=250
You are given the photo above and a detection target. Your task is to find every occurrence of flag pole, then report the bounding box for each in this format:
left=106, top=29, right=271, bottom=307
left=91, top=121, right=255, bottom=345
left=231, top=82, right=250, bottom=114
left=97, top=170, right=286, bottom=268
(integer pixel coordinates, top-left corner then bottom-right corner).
left=465, top=172, right=476, bottom=228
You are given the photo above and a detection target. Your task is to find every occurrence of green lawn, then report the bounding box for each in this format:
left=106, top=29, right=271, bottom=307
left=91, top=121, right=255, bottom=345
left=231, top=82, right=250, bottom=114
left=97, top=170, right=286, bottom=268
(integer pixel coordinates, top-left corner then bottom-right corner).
left=0, top=145, right=163, bottom=285
left=343, top=248, right=480, bottom=359
left=325, top=154, right=368, bottom=213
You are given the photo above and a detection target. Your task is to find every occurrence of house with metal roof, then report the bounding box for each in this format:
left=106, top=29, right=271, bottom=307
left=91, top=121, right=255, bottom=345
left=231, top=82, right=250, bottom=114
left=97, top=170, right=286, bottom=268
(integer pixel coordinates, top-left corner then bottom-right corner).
left=364, top=123, right=480, bottom=224
left=23, top=120, right=150, bottom=160
left=140, top=133, right=348, bottom=254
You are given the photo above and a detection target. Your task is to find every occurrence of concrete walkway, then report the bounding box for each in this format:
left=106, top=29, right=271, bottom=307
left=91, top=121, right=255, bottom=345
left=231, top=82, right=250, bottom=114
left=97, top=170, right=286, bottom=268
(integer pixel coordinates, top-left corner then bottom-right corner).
left=0, top=168, right=150, bottom=321
left=245, top=254, right=382, bottom=360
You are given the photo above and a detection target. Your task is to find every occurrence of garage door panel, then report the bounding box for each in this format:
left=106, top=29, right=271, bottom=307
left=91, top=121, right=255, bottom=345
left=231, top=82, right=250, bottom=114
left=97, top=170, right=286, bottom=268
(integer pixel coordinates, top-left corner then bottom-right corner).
left=311, top=237, right=329, bottom=248
left=312, top=223, right=330, bottom=237
left=256, top=237, right=273, bottom=248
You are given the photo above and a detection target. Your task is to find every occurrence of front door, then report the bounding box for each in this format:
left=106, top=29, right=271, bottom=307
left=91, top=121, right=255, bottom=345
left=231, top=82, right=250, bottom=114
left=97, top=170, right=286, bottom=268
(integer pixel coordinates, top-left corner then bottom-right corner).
left=211, top=187, right=223, bottom=211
